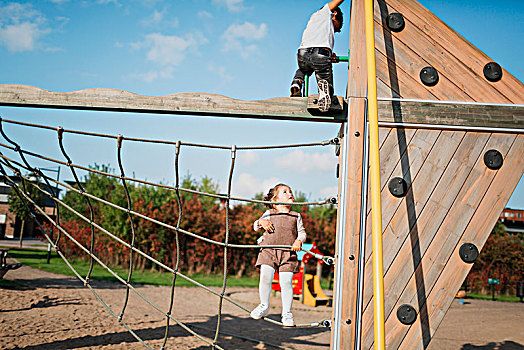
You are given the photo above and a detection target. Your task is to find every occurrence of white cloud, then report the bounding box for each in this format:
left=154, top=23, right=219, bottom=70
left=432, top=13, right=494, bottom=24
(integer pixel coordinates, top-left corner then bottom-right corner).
left=232, top=173, right=280, bottom=199
left=274, top=149, right=336, bottom=174
left=145, top=33, right=196, bottom=66
left=320, top=186, right=338, bottom=198
left=97, top=0, right=121, bottom=6
left=0, top=3, right=49, bottom=52
left=198, top=11, right=213, bottom=19
left=237, top=150, right=259, bottom=165
left=128, top=32, right=207, bottom=82
left=212, top=0, right=245, bottom=12
left=141, top=10, right=165, bottom=26
left=222, top=22, right=267, bottom=58
left=208, top=62, right=233, bottom=81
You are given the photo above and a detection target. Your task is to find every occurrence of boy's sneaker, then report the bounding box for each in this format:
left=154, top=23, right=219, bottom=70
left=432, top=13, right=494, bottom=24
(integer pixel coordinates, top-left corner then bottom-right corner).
left=317, top=79, right=331, bottom=112
left=250, top=304, right=269, bottom=320
left=281, top=312, right=295, bottom=327
left=290, top=84, right=302, bottom=97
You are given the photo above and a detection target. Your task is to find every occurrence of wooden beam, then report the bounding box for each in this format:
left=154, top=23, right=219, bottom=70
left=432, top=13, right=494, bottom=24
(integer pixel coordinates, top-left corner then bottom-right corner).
left=0, top=84, right=347, bottom=123
left=2, top=85, right=519, bottom=129
left=378, top=100, right=524, bottom=129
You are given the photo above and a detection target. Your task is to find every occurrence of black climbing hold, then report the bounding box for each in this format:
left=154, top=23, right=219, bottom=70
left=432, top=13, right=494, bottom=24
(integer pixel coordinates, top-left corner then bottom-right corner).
left=345, top=319, right=352, bottom=325
left=459, top=243, right=479, bottom=263
left=313, top=99, right=318, bottom=104
left=387, top=13, right=405, bottom=32
left=420, top=66, right=439, bottom=86
left=348, top=255, right=355, bottom=261
left=483, top=62, right=503, bottom=82
left=397, top=304, right=417, bottom=325
left=355, top=131, right=360, bottom=137
left=388, top=177, right=408, bottom=198
left=484, top=149, right=503, bottom=170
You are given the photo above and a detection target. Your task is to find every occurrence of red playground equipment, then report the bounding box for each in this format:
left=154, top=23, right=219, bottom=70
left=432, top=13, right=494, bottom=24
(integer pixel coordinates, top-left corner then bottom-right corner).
left=272, top=242, right=331, bottom=307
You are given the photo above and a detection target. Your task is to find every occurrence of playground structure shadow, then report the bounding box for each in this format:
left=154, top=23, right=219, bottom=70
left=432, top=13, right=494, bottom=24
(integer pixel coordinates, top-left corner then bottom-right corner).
left=461, top=341, right=524, bottom=350
left=14, top=313, right=330, bottom=350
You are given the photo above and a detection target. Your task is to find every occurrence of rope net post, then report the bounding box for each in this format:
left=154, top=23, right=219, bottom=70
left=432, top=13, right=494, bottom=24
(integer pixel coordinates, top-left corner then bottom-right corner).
left=57, top=126, right=97, bottom=284
left=116, top=134, right=138, bottom=322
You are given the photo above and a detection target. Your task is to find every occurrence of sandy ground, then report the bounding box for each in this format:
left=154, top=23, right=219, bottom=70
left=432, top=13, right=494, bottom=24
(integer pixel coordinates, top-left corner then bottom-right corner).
left=1, top=264, right=523, bottom=350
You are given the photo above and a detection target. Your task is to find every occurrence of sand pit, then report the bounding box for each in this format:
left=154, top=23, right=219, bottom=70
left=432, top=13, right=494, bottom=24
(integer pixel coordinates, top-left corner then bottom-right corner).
left=1, top=264, right=523, bottom=349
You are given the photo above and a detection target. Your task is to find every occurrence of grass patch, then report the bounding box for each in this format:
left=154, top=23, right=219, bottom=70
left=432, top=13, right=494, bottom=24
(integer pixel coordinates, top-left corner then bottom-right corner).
left=466, top=292, right=522, bottom=303
left=4, top=248, right=259, bottom=288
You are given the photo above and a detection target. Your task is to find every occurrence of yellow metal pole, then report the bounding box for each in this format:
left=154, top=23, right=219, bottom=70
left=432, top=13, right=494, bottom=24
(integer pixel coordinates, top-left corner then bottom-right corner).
left=364, top=0, right=386, bottom=349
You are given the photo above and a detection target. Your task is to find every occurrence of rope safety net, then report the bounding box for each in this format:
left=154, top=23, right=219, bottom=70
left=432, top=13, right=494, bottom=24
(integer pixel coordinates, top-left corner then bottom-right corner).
left=0, top=116, right=338, bottom=349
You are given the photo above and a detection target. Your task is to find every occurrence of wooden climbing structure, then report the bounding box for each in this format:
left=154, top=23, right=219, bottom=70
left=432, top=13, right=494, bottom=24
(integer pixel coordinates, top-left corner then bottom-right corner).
left=0, top=0, right=522, bottom=349
left=332, top=0, right=524, bottom=349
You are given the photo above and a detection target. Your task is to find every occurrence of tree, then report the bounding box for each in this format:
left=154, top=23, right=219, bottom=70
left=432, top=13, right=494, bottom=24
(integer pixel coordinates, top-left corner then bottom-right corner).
left=8, top=175, right=45, bottom=247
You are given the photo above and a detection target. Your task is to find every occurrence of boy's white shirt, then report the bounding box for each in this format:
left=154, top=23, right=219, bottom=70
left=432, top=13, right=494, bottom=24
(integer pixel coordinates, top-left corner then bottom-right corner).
left=254, top=209, right=307, bottom=244
left=298, top=4, right=335, bottom=50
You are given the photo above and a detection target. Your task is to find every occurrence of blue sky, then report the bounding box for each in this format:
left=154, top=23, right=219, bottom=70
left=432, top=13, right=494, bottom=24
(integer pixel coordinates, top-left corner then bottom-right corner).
left=0, top=0, right=522, bottom=208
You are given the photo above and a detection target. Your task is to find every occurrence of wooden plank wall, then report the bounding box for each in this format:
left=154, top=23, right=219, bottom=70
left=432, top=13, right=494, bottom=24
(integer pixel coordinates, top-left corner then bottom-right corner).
left=346, top=0, right=524, bottom=349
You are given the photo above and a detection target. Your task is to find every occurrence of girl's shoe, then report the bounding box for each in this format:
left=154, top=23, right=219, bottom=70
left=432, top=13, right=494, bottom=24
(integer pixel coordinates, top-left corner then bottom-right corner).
left=317, top=79, right=331, bottom=112
left=250, top=304, right=269, bottom=319
left=281, top=312, right=295, bottom=327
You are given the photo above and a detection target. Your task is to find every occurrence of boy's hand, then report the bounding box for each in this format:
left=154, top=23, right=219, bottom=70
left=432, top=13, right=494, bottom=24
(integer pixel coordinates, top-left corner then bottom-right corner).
left=332, top=53, right=339, bottom=63
left=259, top=219, right=274, bottom=233
left=291, top=240, right=302, bottom=252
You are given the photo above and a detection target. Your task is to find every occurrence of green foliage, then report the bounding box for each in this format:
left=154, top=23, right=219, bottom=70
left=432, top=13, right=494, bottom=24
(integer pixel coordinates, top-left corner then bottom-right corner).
left=8, top=176, right=45, bottom=220
left=52, top=165, right=338, bottom=278
left=467, top=221, right=524, bottom=295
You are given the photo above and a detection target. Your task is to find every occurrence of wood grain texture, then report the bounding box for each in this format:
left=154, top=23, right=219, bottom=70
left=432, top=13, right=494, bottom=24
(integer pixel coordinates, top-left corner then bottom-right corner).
left=380, top=133, right=511, bottom=349
left=374, top=0, right=512, bottom=104
left=397, top=135, right=524, bottom=349
left=378, top=100, right=524, bottom=129
left=332, top=98, right=366, bottom=349
left=331, top=0, right=368, bottom=347
left=0, top=84, right=346, bottom=123
left=381, top=0, right=524, bottom=103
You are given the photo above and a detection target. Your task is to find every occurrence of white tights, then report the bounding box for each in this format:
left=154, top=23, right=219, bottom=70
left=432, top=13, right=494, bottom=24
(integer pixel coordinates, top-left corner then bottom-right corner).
left=259, top=265, right=294, bottom=315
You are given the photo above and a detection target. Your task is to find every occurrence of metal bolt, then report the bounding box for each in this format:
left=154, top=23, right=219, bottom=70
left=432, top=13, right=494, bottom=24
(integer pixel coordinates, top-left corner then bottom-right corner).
left=348, top=255, right=355, bottom=260
left=354, top=131, right=360, bottom=137
left=346, top=319, right=352, bottom=324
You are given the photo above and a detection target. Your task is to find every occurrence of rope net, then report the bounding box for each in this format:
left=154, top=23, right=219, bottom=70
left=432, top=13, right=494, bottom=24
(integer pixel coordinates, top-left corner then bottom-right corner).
left=0, top=116, right=337, bottom=349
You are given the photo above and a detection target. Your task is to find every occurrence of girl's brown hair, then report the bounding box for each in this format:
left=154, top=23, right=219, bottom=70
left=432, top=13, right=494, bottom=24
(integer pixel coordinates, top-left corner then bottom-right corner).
left=264, top=183, right=290, bottom=208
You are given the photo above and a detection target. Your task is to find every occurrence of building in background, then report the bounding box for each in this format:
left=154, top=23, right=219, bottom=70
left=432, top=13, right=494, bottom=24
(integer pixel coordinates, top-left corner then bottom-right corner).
left=0, top=175, right=59, bottom=239
left=499, top=208, right=524, bottom=234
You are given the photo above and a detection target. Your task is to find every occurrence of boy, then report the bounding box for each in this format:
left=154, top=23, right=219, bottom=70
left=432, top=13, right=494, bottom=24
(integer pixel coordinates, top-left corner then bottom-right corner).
left=290, top=0, right=344, bottom=113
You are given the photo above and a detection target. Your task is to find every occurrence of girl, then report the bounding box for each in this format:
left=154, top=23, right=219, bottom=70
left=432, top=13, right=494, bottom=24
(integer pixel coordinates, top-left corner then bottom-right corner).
left=250, top=184, right=306, bottom=327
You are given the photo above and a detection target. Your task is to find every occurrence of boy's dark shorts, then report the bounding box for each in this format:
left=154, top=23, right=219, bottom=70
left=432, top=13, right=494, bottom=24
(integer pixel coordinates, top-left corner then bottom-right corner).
left=256, top=248, right=299, bottom=273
